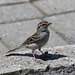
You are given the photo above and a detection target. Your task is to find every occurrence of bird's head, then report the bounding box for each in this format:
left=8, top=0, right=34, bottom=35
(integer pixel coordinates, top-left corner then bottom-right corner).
left=37, top=21, right=52, bottom=32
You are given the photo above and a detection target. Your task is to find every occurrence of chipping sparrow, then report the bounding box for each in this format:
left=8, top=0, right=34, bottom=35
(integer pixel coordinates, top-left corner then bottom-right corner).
left=7, top=21, right=52, bottom=62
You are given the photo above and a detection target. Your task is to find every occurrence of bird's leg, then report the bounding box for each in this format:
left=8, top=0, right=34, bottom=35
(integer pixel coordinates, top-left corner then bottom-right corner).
left=32, top=50, right=36, bottom=60
left=39, top=48, right=44, bottom=54
left=39, top=48, right=47, bottom=58
left=32, top=50, right=40, bottom=63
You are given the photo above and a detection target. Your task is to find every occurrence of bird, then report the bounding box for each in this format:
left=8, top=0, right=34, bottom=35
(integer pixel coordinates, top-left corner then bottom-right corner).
left=6, top=21, right=52, bottom=62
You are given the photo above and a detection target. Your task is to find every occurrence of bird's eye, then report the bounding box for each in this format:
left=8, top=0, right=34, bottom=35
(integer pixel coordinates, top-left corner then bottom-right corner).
left=37, top=23, right=46, bottom=29
left=43, top=24, right=45, bottom=25
left=42, top=24, right=46, bottom=27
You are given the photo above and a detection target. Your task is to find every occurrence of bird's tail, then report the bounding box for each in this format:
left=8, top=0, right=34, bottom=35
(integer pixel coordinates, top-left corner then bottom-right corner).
left=7, top=45, right=23, bottom=53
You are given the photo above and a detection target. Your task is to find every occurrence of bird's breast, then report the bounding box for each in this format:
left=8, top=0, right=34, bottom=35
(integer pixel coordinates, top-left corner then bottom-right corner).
left=37, top=31, right=50, bottom=47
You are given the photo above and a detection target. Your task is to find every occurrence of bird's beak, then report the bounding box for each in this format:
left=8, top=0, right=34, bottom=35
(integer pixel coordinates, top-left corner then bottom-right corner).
left=47, top=23, right=52, bottom=26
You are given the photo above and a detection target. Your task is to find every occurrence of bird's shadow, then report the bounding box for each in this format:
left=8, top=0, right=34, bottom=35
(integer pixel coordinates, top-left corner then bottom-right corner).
left=6, top=51, right=67, bottom=61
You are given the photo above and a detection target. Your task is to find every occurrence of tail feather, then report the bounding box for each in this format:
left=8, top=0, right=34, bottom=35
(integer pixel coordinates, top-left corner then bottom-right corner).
left=7, top=45, right=23, bottom=53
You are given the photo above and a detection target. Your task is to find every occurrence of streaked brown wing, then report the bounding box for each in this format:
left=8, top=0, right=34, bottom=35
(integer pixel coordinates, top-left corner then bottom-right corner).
left=22, top=33, right=40, bottom=45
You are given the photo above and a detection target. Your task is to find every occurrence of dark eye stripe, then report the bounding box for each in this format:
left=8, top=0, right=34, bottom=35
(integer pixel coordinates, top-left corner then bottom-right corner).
left=38, top=24, right=43, bottom=28
left=37, top=26, right=40, bottom=29
left=38, top=24, right=46, bottom=28
left=42, top=24, right=46, bottom=25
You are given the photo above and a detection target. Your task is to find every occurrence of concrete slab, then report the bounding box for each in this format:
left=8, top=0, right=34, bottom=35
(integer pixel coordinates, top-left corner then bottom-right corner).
left=44, top=28, right=68, bottom=48
left=44, top=13, right=75, bottom=44
left=0, top=3, right=43, bottom=23
left=33, top=0, right=75, bottom=15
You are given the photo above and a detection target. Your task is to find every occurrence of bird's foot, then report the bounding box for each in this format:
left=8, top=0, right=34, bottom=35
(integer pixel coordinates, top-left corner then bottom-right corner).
left=41, top=51, right=48, bottom=58
left=33, top=58, right=40, bottom=63
left=33, top=58, right=42, bottom=64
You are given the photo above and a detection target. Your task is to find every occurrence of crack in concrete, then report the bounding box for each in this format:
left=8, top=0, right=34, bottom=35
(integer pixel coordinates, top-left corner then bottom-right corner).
left=0, top=1, right=29, bottom=7
left=55, top=31, right=75, bottom=44
left=0, top=10, right=75, bottom=24
left=50, top=26, right=75, bottom=44
left=0, top=0, right=75, bottom=48
left=0, top=0, right=42, bottom=7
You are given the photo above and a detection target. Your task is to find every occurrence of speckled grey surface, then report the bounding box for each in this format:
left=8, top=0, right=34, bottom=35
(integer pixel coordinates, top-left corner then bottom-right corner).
left=0, top=0, right=75, bottom=74
left=0, top=45, right=75, bottom=74
left=2, top=64, right=75, bottom=75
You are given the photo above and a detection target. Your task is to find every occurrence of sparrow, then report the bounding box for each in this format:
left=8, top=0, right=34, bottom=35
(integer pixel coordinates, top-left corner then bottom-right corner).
left=6, top=21, right=52, bottom=62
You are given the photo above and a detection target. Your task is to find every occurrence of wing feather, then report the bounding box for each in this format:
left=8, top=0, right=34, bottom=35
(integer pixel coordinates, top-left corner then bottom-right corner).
left=22, top=33, right=40, bottom=45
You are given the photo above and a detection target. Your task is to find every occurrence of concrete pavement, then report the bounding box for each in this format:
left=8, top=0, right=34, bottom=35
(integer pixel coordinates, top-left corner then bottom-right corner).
left=0, top=0, right=75, bottom=74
